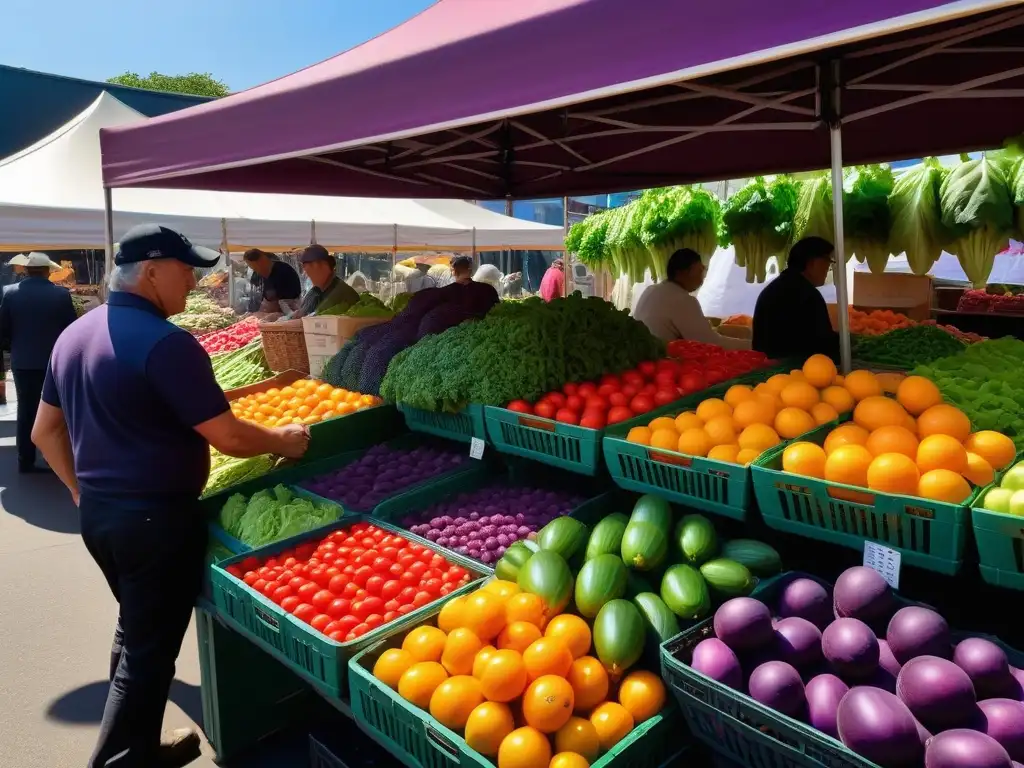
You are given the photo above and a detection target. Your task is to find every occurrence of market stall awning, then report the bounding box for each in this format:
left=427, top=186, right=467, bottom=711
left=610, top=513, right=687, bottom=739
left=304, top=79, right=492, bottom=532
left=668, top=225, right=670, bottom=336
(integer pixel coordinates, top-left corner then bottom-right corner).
left=1, top=93, right=563, bottom=250
left=99, top=0, right=1024, bottom=199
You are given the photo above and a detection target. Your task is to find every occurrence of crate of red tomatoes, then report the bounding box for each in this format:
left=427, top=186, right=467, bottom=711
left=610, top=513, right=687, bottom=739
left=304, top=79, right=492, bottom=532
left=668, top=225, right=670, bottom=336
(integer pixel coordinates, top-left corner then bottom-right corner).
left=210, top=518, right=490, bottom=699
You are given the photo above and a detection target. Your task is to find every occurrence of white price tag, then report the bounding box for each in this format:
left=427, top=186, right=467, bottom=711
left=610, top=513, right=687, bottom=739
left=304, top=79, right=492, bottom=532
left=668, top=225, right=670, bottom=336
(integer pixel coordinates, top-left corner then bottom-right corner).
left=469, top=437, right=486, bottom=460
left=863, top=542, right=901, bottom=589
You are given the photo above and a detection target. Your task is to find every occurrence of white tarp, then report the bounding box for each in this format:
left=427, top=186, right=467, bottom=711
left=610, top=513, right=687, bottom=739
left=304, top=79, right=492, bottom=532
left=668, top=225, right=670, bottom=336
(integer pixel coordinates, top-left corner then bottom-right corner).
left=0, top=93, right=564, bottom=251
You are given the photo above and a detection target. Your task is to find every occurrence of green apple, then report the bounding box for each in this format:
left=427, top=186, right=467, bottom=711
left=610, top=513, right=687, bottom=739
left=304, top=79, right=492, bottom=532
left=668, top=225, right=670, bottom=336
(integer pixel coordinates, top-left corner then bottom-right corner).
left=1001, top=465, right=1024, bottom=492
left=1010, top=490, right=1024, bottom=517
left=983, top=487, right=1015, bottom=514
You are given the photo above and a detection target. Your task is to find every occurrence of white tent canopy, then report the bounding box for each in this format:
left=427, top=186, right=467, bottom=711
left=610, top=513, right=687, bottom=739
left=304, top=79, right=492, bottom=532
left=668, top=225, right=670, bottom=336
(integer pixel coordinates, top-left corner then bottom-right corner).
left=0, top=93, right=564, bottom=252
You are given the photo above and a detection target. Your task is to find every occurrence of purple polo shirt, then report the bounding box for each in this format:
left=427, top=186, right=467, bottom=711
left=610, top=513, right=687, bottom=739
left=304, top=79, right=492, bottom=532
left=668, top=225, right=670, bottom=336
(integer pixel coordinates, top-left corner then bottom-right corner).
left=42, top=291, right=230, bottom=498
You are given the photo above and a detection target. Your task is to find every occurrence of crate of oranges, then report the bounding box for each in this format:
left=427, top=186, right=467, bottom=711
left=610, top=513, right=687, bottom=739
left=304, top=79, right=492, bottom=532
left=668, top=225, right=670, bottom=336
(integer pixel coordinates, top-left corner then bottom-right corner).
left=349, top=579, right=688, bottom=768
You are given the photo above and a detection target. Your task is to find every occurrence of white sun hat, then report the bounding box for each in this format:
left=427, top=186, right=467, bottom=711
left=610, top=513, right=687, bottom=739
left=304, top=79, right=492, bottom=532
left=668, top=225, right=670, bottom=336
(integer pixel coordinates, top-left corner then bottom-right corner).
left=23, top=252, right=61, bottom=269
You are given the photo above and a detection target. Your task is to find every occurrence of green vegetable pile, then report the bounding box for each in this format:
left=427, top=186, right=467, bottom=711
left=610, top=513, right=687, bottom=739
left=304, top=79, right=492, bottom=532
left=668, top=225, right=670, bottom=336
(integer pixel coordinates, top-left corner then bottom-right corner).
left=170, top=291, right=236, bottom=333
left=388, top=292, right=412, bottom=314
left=914, top=337, right=1024, bottom=447
left=203, top=451, right=282, bottom=498
left=851, top=325, right=966, bottom=368
left=219, top=485, right=341, bottom=548
left=345, top=294, right=393, bottom=318
left=380, top=294, right=665, bottom=412
left=719, top=176, right=800, bottom=282
left=211, top=340, right=272, bottom=390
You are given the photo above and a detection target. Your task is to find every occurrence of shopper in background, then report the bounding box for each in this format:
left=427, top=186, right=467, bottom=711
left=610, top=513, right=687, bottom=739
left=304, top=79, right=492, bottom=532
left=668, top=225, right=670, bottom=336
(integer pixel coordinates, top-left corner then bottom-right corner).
left=0, top=252, right=77, bottom=472
left=296, top=244, right=359, bottom=317
left=752, top=236, right=840, bottom=362
left=243, top=248, right=301, bottom=313
left=633, top=248, right=750, bottom=349
left=539, top=257, right=565, bottom=302
left=32, top=224, right=310, bottom=768
left=450, top=254, right=473, bottom=284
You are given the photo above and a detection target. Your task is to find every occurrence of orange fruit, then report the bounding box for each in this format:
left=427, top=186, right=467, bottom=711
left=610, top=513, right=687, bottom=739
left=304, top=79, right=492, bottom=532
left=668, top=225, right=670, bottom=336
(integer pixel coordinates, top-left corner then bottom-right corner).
left=707, top=444, right=741, bottom=463
left=963, top=431, right=1016, bottom=471
left=736, top=448, right=761, bottom=465
left=523, top=637, right=573, bottom=680
left=963, top=452, right=995, bottom=487
left=649, top=428, right=680, bottom=451
left=896, top=375, right=943, bottom=416
left=473, top=646, right=499, bottom=679
left=465, top=701, right=516, bottom=757
left=398, top=661, right=449, bottom=709
left=917, top=434, right=969, bottom=474
left=696, top=398, right=732, bottom=421
left=865, top=425, right=919, bottom=459
left=918, top=469, right=972, bottom=503
left=479, top=649, right=528, bottom=702
left=677, top=428, right=712, bottom=457
left=853, top=396, right=909, bottom=433
left=483, top=580, right=521, bottom=600
left=554, top=717, right=601, bottom=762
left=917, top=404, right=972, bottom=442
left=803, top=354, right=838, bottom=388
left=497, top=727, right=551, bottom=768
left=617, top=670, right=667, bottom=723
left=544, top=615, right=592, bottom=659
left=566, top=656, right=609, bottom=713
left=824, top=445, right=873, bottom=488
left=437, top=597, right=467, bottom=634
left=738, top=424, right=781, bottom=453
left=824, top=423, right=870, bottom=455
left=590, top=702, right=635, bottom=750
left=443, top=628, right=485, bottom=676
left=402, top=626, right=447, bottom=663
left=764, top=374, right=793, bottom=395
left=523, top=675, right=575, bottom=733
left=775, top=407, right=816, bottom=440
left=626, top=427, right=652, bottom=445
left=876, top=372, right=906, bottom=395
left=733, top=398, right=775, bottom=429
left=550, top=753, right=591, bottom=768
left=780, top=382, right=820, bottom=411
left=498, top=622, right=543, bottom=655
left=782, top=442, right=827, bottom=478
left=430, top=675, right=485, bottom=730
left=462, top=591, right=507, bottom=641
left=724, top=385, right=755, bottom=408
left=811, top=402, right=840, bottom=426
left=821, top=385, right=856, bottom=414
left=866, top=453, right=921, bottom=495
left=844, top=370, right=883, bottom=401
left=754, top=389, right=783, bottom=415
left=703, top=415, right=737, bottom=448
left=505, top=593, right=547, bottom=628
left=373, top=648, right=415, bottom=690
left=647, top=416, right=677, bottom=432
left=673, top=412, right=704, bottom=432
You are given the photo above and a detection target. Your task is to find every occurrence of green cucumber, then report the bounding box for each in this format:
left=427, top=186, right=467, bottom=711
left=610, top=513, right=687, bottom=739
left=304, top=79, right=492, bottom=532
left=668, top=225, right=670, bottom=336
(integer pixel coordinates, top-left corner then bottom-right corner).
left=675, top=514, right=718, bottom=565
left=620, top=521, right=668, bottom=572
left=700, top=558, right=756, bottom=598
left=574, top=554, right=628, bottom=618
left=584, top=513, right=629, bottom=561
left=720, top=539, right=782, bottom=577
left=660, top=564, right=711, bottom=620
left=629, top=494, right=673, bottom=532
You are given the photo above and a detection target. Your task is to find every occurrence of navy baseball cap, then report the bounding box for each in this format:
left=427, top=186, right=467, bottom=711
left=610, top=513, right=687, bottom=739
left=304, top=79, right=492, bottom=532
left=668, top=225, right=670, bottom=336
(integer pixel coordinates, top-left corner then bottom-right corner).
left=115, top=224, right=221, bottom=267
left=299, top=244, right=331, bottom=263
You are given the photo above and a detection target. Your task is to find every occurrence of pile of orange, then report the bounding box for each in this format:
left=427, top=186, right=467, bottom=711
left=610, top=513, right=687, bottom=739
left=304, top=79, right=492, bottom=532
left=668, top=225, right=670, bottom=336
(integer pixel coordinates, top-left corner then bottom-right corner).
left=781, top=373, right=1017, bottom=504
left=229, top=378, right=381, bottom=427
left=623, top=354, right=893, bottom=466
left=373, top=581, right=666, bottom=768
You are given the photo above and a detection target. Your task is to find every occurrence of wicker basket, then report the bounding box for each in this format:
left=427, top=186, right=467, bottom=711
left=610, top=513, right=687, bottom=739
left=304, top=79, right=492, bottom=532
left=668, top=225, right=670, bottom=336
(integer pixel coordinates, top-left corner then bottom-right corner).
left=259, top=320, right=310, bottom=373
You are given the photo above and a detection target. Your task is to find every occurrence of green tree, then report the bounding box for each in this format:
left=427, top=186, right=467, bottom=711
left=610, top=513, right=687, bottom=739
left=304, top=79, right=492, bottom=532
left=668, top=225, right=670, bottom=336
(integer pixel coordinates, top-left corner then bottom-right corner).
left=106, top=71, right=230, bottom=98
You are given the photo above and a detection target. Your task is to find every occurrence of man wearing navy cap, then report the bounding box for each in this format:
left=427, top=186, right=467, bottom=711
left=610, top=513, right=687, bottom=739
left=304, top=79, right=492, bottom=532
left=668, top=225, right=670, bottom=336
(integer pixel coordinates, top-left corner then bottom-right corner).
left=32, top=224, right=311, bottom=768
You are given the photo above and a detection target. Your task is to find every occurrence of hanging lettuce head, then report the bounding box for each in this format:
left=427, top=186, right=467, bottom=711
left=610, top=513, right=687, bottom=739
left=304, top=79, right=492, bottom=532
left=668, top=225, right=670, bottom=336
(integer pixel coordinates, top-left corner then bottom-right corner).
left=939, top=154, right=1015, bottom=288
left=843, top=165, right=895, bottom=275
left=791, top=172, right=837, bottom=255
left=720, top=176, right=800, bottom=283
left=639, top=186, right=721, bottom=274
left=575, top=209, right=612, bottom=272
left=887, top=158, right=949, bottom=276
left=604, top=198, right=650, bottom=283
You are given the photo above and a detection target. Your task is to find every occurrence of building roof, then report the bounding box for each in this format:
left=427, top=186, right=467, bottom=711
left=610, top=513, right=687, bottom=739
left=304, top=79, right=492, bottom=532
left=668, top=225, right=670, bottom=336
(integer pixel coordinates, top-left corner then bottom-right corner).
left=0, top=64, right=211, bottom=159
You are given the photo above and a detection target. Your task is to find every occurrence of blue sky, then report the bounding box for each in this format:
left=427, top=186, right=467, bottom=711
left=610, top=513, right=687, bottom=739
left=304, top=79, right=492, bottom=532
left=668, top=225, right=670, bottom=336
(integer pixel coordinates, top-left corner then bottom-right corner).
left=4, top=0, right=435, bottom=91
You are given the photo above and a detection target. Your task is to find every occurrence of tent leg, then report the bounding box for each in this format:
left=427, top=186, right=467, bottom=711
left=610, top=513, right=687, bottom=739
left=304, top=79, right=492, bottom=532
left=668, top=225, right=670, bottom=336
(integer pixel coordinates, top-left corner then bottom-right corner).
left=471, top=227, right=477, bottom=269
left=222, top=218, right=232, bottom=311
left=829, top=125, right=852, bottom=373
left=102, top=187, right=114, bottom=299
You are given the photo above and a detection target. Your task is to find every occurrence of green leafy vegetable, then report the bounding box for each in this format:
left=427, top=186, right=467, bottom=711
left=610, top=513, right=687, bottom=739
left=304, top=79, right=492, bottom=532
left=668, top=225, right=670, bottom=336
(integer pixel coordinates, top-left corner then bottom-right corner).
left=203, top=453, right=280, bottom=497
left=844, top=165, right=895, bottom=274
left=219, top=484, right=341, bottom=548
left=888, top=158, right=949, bottom=276
left=720, top=176, right=800, bottom=282
left=851, top=325, right=965, bottom=368
left=639, top=186, right=721, bottom=273
left=791, top=172, right=836, bottom=251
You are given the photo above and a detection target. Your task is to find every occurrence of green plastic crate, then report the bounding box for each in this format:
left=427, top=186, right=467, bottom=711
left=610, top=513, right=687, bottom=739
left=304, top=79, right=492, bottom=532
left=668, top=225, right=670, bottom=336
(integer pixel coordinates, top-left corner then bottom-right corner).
left=484, top=405, right=604, bottom=476
left=209, top=517, right=490, bottom=699
left=972, top=450, right=1024, bottom=590
left=399, top=403, right=487, bottom=443
left=751, top=423, right=974, bottom=575
left=661, top=572, right=1024, bottom=768
left=349, top=609, right=689, bottom=768
left=305, top=403, right=407, bottom=461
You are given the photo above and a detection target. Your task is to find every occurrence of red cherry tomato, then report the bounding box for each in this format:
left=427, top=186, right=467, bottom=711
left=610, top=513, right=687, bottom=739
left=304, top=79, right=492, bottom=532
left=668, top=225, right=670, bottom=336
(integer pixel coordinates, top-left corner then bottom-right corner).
left=555, top=408, right=580, bottom=424
left=622, top=370, right=645, bottom=388
left=311, top=614, right=332, bottom=633
left=272, top=586, right=293, bottom=604
left=562, top=382, right=579, bottom=396
left=678, top=371, right=707, bottom=393
left=564, top=395, right=584, bottom=412
left=630, top=394, right=655, bottom=415
left=293, top=604, right=317, bottom=623
left=311, top=590, right=335, bottom=612
left=576, top=383, right=598, bottom=399
left=655, top=370, right=678, bottom=388
left=607, top=406, right=634, bottom=424
left=654, top=389, right=678, bottom=406
left=597, top=383, right=619, bottom=399
left=327, top=598, right=351, bottom=618
left=507, top=400, right=533, bottom=414
left=580, top=411, right=607, bottom=429
left=546, top=392, right=567, bottom=408
left=281, top=596, right=302, bottom=613
left=534, top=401, right=557, bottom=419
left=600, top=374, right=621, bottom=388
left=584, top=395, right=609, bottom=412
left=608, top=392, right=628, bottom=408
left=638, top=360, right=657, bottom=378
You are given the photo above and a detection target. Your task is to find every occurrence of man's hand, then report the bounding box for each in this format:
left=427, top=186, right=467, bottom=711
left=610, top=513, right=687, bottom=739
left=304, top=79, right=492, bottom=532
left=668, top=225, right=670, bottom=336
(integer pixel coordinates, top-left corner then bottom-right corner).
left=275, top=424, right=311, bottom=459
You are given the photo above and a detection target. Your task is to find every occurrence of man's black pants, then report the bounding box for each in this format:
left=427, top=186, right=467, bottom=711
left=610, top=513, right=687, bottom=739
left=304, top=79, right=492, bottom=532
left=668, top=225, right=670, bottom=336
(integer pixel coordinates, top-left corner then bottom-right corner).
left=80, top=494, right=207, bottom=767
left=12, top=368, right=45, bottom=469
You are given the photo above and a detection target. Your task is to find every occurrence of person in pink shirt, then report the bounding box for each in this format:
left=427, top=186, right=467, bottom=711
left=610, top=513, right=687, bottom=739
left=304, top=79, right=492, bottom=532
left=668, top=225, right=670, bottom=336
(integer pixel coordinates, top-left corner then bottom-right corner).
left=539, top=258, right=565, bottom=302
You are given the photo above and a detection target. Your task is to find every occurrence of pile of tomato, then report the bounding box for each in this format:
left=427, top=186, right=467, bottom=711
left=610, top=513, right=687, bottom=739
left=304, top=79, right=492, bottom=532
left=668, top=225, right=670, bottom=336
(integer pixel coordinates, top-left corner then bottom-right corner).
left=665, top=340, right=772, bottom=383
left=226, top=522, right=473, bottom=643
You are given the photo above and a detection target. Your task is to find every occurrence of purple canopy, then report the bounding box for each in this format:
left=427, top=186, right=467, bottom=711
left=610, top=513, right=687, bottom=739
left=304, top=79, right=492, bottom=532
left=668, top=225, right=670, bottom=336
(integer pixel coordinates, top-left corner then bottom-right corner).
left=100, top=0, right=1024, bottom=198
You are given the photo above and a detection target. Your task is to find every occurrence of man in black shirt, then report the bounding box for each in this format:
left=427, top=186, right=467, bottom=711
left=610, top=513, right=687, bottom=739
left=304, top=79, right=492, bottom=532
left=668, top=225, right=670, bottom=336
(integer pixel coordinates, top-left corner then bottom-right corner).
left=752, top=236, right=840, bottom=363
left=244, top=249, right=301, bottom=313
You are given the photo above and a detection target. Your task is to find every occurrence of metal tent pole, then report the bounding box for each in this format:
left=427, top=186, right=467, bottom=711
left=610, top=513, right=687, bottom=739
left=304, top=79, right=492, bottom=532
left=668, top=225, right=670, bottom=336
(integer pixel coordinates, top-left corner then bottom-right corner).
left=826, top=61, right=852, bottom=374
left=311, top=220, right=317, bottom=244
left=102, top=187, right=114, bottom=300
left=471, top=227, right=477, bottom=268
left=563, top=196, right=570, bottom=297
left=221, top=218, right=232, bottom=310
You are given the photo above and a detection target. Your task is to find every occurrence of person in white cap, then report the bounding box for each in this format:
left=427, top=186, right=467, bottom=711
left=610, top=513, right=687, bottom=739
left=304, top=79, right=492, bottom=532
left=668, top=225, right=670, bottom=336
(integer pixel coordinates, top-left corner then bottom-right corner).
left=0, top=252, right=77, bottom=472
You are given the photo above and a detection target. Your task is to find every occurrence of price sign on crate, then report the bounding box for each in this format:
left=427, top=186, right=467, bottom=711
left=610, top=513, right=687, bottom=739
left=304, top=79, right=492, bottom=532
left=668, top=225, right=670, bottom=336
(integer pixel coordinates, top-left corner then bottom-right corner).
left=469, top=437, right=486, bottom=460
left=863, top=541, right=901, bottom=589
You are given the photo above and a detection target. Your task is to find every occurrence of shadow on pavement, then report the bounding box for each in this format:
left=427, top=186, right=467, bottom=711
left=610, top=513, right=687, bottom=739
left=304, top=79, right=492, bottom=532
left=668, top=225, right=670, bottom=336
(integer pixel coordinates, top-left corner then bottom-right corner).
left=45, top=679, right=203, bottom=729
left=0, top=436, right=80, bottom=535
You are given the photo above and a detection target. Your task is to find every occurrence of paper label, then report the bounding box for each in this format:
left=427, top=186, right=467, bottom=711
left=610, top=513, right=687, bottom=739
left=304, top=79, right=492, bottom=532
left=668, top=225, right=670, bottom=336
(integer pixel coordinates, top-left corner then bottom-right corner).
left=469, top=437, right=485, bottom=460
left=863, top=541, right=901, bottom=589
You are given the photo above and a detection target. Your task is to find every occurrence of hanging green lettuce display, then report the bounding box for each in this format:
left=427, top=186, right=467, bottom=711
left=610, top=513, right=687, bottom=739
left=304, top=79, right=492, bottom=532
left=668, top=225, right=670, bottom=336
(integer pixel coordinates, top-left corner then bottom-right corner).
left=720, top=176, right=800, bottom=283
left=791, top=173, right=837, bottom=254
left=604, top=199, right=649, bottom=282
left=575, top=209, right=612, bottom=271
left=888, top=158, right=949, bottom=276
left=940, top=154, right=1015, bottom=288
left=639, top=186, right=721, bottom=273
left=1011, top=156, right=1024, bottom=238
left=844, top=165, right=895, bottom=274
